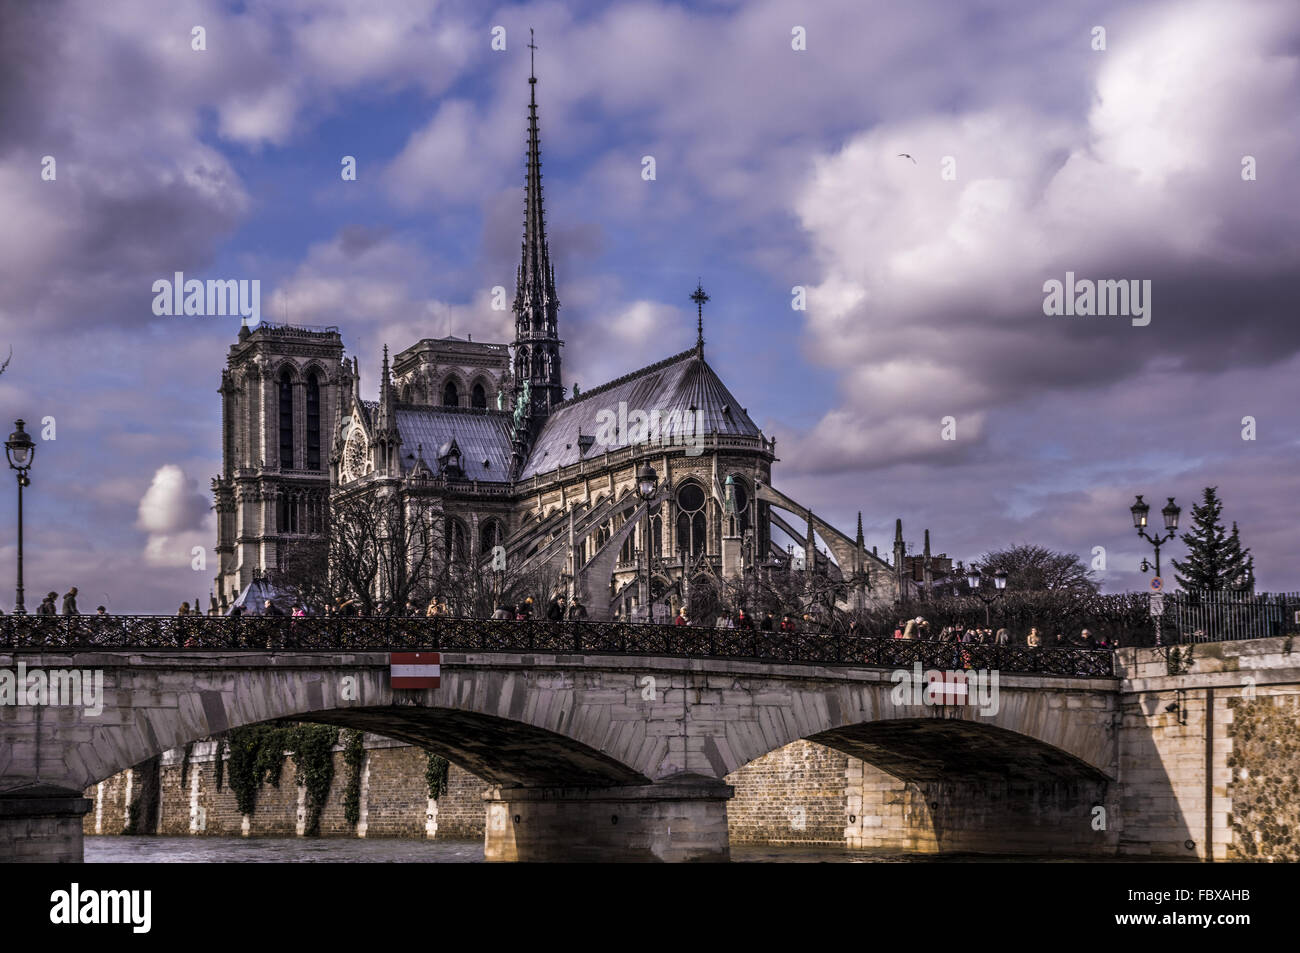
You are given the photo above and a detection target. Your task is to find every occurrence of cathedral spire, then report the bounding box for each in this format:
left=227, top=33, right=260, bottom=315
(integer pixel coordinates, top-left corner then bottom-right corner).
left=511, top=31, right=563, bottom=473
left=520, top=29, right=552, bottom=320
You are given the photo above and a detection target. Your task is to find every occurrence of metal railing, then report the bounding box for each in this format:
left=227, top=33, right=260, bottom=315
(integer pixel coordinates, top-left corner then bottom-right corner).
left=0, top=615, right=1113, bottom=677
left=1164, top=590, right=1300, bottom=644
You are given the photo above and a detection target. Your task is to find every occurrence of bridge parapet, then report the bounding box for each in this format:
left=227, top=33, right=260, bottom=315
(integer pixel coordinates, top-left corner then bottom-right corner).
left=0, top=616, right=1114, bottom=678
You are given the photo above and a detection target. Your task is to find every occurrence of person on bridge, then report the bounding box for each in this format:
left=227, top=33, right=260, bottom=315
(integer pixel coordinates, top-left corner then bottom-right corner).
left=546, top=594, right=565, bottom=621
left=1027, top=627, right=1041, bottom=648
left=673, top=609, right=688, bottom=626
left=62, top=587, right=79, bottom=615
left=37, top=592, right=57, bottom=616
left=491, top=604, right=511, bottom=620
left=737, top=610, right=754, bottom=630
left=761, top=612, right=775, bottom=632
left=567, top=599, right=587, bottom=620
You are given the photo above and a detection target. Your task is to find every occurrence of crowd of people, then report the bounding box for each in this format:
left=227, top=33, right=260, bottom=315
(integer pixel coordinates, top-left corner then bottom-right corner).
left=1, top=586, right=1117, bottom=655
left=0, top=587, right=111, bottom=618
left=663, top=608, right=815, bottom=632
left=887, top=617, right=1117, bottom=650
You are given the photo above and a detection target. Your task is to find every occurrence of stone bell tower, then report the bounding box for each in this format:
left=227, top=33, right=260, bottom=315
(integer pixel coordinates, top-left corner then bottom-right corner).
left=212, top=323, right=344, bottom=608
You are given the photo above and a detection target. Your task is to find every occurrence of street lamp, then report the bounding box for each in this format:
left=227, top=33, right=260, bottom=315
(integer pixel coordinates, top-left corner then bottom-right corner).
left=1130, top=494, right=1180, bottom=578
left=5, top=419, right=36, bottom=615
left=966, top=566, right=1007, bottom=627
left=635, top=461, right=658, bottom=621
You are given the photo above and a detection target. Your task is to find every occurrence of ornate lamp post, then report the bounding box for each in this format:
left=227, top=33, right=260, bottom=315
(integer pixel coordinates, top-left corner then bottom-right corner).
left=635, top=461, right=658, bottom=622
left=966, top=566, right=1008, bottom=627
left=1131, top=494, right=1180, bottom=648
left=1130, top=495, right=1180, bottom=578
left=5, top=420, right=36, bottom=615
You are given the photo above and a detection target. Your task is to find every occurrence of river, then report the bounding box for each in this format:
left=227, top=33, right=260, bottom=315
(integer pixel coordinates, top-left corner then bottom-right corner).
left=83, top=836, right=1117, bottom=863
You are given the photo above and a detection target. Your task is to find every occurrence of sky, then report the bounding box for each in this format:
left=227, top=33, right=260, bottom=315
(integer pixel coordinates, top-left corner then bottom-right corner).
left=0, top=0, right=1296, bottom=612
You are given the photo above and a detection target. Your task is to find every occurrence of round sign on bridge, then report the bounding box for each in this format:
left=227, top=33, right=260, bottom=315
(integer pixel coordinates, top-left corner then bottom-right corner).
left=1150, top=576, right=1163, bottom=592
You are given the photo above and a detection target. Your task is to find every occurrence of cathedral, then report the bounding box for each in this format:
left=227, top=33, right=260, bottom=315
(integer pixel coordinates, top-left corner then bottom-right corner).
left=211, top=62, right=926, bottom=620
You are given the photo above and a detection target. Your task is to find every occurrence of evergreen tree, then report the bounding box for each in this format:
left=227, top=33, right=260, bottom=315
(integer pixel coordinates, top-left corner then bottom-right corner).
left=1171, top=487, right=1255, bottom=592
left=1223, top=521, right=1256, bottom=591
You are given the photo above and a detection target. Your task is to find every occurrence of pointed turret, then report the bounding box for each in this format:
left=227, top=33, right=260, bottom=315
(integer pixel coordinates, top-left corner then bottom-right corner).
left=893, top=517, right=906, bottom=598
left=373, top=345, right=402, bottom=476
left=854, top=511, right=865, bottom=577
left=804, top=510, right=816, bottom=574
left=922, top=528, right=933, bottom=600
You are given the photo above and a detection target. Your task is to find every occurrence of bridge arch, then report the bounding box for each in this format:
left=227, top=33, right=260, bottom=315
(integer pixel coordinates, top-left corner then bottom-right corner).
left=7, top=654, right=657, bottom=793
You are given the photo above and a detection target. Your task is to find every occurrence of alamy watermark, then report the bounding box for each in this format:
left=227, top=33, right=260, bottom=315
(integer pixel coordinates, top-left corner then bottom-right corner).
left=592, top=401, right=705, bottom=456
left=50, top=883, right=151, bottom=933
left=1042, top=272, right=1151, bottom=326
left=0, top=662, right=104, bottom=715
left=152, top=272, right=261, bottom=326
left=889, top=661, right=1000, bottom=716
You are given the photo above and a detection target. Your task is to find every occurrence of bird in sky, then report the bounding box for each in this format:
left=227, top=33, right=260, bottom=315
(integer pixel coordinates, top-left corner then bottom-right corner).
left=0, top=345, right=11, bottom=378
left=897, top=153, right=917, bottom=164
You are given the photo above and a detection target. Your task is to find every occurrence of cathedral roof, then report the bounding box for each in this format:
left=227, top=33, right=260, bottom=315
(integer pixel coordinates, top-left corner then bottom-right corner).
left=397, top=407, right=514, bottom=482
left=518, top=347, right=762, bottom=479
left=359, top=401, right=515, bottom=482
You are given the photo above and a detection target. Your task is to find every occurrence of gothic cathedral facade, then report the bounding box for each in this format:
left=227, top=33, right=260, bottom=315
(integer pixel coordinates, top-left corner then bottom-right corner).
left=213, top=65, right=909, bottom=619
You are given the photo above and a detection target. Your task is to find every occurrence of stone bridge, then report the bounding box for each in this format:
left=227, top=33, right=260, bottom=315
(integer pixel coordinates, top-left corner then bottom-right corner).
left=1, top=647, right=1120, bottom=862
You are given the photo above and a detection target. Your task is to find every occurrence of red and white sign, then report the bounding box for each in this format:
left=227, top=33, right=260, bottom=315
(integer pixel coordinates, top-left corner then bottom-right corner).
left=390, top=652, right=440, bottom=689
left=926, top=672, right=970, bottom=706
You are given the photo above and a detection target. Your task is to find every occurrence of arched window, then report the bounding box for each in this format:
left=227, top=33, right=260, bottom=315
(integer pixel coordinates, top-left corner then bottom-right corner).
left=729, top=477, right=750, bottom=537
left=480, top=519, right=503, bottom=563
left=471, top=382, right=487, bottom=409
left=675, top=482, right=707, bottom=557
left=445, top=518, right=468, bottom=563
left=278, top=369, right=294, bottom=469
left=443, top=379, right=459, bottom=407
left=306, top=372, right=322, bottom=471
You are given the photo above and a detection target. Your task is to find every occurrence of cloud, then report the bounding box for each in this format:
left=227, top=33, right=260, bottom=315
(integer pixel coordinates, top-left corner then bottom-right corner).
left=786, top=0, right=1300, bottom=473
left=138, top=464, right=210, bottom=534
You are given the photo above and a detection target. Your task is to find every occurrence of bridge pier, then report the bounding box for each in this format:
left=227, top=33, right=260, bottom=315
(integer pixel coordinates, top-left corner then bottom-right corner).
left=0, top=785, right=94, bottom=863
left=482, top=778, right=733, bottom=862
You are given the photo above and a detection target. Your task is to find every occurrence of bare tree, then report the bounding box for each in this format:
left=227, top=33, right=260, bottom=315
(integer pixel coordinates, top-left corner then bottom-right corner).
left=276, top=486, right=444, bottom=615
left=977, top=544, right=1099, bottom=595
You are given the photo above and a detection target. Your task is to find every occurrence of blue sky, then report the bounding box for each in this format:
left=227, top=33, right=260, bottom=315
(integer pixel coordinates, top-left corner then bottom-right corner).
left=0, top=0, right=1297, bottom=611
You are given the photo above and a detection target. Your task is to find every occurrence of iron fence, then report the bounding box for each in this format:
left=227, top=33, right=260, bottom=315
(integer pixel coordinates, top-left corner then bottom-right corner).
left=1162, top=590, right=1300, bottom=644
left=0, top=614, right=1113, bottom=677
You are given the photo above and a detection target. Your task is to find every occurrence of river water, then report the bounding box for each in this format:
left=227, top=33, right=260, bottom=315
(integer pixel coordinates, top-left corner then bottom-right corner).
left=84, top=836, right=1111, bottom=863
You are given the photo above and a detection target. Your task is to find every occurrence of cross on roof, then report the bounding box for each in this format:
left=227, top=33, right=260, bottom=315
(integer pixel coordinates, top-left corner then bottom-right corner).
left=690, top=280, right=709, bottom=348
